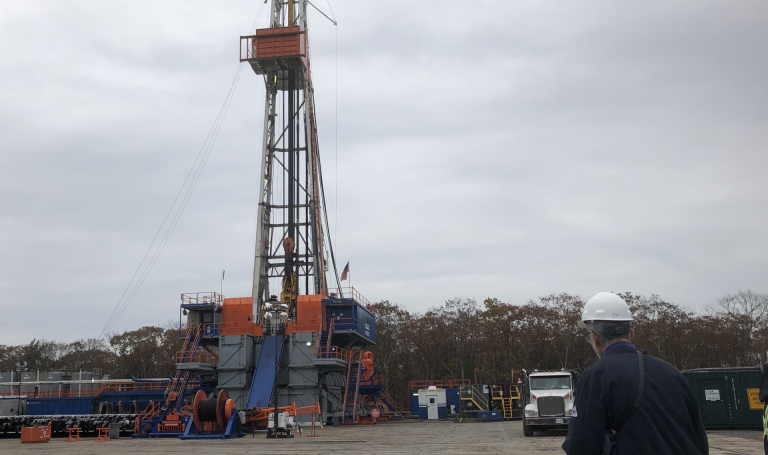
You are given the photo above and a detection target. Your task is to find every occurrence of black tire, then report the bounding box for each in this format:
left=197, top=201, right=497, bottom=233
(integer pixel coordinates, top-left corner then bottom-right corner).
left=523, top=421, right=534, bottom=437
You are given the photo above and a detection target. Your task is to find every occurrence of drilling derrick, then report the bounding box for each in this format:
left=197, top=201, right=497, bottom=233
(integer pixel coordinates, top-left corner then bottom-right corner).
left=241, top=0, right=330, bottom=322
left=164, top=0, right=381, bottom=427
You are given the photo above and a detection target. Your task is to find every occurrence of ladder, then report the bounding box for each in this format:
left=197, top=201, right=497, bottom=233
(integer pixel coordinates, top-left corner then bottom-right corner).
left=501, top=398, right=513, bottom=419
left=341, top=351, right=363, bottom=424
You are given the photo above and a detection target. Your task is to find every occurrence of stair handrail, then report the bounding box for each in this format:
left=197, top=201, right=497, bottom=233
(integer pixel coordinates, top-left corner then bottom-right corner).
left=325, top=319, right=335, bottom=354
left=341, top=352, right=355, bottom=424
left=350, top=351, right=363, bottom=424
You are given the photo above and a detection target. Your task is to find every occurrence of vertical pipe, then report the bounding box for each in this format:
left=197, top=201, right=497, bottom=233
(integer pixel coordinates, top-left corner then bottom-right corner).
left=305, top=100, right=309, bottom=294
left=288, top=70, right=295, bottom=246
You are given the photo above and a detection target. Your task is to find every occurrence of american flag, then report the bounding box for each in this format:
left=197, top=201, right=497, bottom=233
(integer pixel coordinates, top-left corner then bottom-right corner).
left=340, top=262, right=349, bottom=281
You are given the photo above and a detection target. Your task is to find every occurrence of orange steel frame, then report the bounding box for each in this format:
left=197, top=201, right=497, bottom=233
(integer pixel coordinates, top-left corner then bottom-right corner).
left=244, top=402, right=321, bottom=427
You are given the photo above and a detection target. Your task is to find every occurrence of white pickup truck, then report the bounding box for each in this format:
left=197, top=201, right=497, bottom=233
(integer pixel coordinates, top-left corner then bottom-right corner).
left=521, top=369, right=576, bottom=437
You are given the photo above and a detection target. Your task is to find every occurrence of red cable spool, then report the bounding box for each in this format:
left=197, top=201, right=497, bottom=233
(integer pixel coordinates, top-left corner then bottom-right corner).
left=216, top=390, right=230, bottom=429
left=192, top=389, right=234, bottom=431
left=225, top=398, right=237, bottom=423
left=192, top=390, right=207, bottom=431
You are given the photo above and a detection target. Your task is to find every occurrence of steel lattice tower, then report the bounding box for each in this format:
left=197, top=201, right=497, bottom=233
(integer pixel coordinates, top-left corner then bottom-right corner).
left=241, top=0, right=339, bottom=324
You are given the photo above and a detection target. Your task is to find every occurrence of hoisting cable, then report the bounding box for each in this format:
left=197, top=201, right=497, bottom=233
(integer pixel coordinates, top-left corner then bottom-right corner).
left=310, top=91, right=342, bottom=292
left=99, top=63, right=245, bottom=339
left=307, top=1, right=337, bottom=25
left=99, top=3, right=268, bottom=339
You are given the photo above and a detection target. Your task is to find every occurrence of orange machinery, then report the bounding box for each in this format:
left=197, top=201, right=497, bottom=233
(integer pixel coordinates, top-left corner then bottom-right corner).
left=217, top=294, right=323, bottom=337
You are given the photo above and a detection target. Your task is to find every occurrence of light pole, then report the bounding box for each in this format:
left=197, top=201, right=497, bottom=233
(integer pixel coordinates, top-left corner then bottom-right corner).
left=15, top=361, right=27, bottom=416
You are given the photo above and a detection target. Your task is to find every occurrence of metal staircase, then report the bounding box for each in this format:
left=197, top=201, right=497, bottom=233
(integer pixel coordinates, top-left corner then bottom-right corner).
left=132, top=324, right=204, bottom=438
left=460, top=385, right=489, bottom=412
left=341, top=351, right=363, bottom=424
left=170, top=324, right=204, bottom=403
left=316, top=320, right=335, bottom=358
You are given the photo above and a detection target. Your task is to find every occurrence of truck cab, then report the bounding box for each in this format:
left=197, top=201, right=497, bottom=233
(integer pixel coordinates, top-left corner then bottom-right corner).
left=521, top=369, right=576, bottom=437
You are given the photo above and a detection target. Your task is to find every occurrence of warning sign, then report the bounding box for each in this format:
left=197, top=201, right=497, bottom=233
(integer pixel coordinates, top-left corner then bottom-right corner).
left=746, top=388, right=765, bottom=410
left=705, top=389, right=721, bottom=401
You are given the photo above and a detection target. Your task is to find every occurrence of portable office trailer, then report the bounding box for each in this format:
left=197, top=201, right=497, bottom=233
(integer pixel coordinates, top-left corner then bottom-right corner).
left=411, top=387, right=460, bottom=416
left=418, top=387, right=447, bottom=421
left=683, top=367, right=764, bottom=429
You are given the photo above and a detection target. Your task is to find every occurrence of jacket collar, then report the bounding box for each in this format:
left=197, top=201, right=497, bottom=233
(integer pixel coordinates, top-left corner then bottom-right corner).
left=603, top=341, right=636, bottom=357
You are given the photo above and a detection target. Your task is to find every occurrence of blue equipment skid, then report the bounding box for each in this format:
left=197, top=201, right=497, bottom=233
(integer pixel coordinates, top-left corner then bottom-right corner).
left=179, top=406, right=243, bottom=440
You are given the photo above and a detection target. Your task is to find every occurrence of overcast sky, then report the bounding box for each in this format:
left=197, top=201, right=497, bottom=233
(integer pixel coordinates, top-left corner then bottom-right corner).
left=1, top=1, right=766, bottom=345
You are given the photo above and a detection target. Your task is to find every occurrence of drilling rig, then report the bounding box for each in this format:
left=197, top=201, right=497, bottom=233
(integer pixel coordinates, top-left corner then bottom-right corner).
left=135, top=0, right=394, bottom=437
left=246, top=0, right=341, bottom=322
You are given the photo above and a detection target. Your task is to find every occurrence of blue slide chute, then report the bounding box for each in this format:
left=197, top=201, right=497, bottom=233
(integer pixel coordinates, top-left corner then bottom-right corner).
left=245, top=335, right=284, bottom=409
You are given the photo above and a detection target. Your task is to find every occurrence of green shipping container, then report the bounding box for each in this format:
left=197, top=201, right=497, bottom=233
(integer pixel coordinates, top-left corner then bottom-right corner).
left=682, top=367, right=764, bottom=429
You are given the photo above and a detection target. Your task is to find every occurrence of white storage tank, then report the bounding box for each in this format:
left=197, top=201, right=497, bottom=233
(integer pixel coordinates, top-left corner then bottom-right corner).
left=418, top=386, right=447, bottom=421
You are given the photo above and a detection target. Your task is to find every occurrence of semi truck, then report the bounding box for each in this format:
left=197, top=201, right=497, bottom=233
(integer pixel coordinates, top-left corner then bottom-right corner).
left=520, top=369, right=577, bottom=437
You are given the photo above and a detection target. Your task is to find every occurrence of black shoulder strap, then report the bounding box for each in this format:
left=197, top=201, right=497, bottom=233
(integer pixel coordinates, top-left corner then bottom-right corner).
left=632, top=350, right=645, bottom=410
left=614, top=350, right=645, bottom=433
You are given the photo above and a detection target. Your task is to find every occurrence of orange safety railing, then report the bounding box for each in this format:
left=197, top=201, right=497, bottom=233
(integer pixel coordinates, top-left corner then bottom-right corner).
left=312, top=346, right=353, bottom=362
left=324, top=317, right=359, bottom=332
left=362, top=374, right=385, bottom=386
left=408, top=379, right=471, bottom=390
left=0, top=389, right=101, bottom=399
left=379, top=390, right=402, bottom=412
left=175, top=351, right=217, bottom=364
left=98, top=382, right=170, bottom=393
left=286, top=320, right=322, bottom=334
left=180, top=322, right=264, bottom=337
left=245, top=402, right=320, bottom=426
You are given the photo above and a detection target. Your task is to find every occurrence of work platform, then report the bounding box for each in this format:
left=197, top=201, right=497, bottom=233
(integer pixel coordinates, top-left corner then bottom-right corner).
left=240, top=26, right=309, bottom=89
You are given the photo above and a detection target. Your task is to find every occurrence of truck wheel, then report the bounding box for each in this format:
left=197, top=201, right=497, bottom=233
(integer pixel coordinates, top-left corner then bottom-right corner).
left=523, top=421, right=533, bottom=437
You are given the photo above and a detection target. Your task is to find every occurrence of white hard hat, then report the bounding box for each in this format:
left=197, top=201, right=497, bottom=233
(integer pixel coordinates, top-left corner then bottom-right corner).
left=578, top=292, right=633, bottom=329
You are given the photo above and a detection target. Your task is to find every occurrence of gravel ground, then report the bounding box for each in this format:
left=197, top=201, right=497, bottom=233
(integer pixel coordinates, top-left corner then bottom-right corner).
left=1, top=420, right=764, bottom=454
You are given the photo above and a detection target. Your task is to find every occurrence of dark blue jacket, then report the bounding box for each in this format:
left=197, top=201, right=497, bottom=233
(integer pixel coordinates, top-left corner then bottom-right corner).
left=562, top=343, right=708, bottom=455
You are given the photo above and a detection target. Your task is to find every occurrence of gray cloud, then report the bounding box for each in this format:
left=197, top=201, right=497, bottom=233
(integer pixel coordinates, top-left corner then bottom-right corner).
left=1, top=0, right=766, bottom=344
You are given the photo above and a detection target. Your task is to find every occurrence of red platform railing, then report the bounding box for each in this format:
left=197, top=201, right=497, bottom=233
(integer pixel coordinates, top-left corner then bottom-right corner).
left=312, top=346, right=353, bottom=363
left=175, top=351, right=217, bottom=364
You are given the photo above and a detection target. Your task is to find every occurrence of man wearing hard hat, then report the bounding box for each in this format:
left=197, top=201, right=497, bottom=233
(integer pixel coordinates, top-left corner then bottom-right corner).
left=561, top=292, right=708, bottom=455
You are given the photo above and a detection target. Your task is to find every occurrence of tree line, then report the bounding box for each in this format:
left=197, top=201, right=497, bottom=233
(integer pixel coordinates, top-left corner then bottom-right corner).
left=0, top=326, right=182, bottom=380
left=2, top=290, right=766, bottom=409
left=368, top=290, right=768, bottom=406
